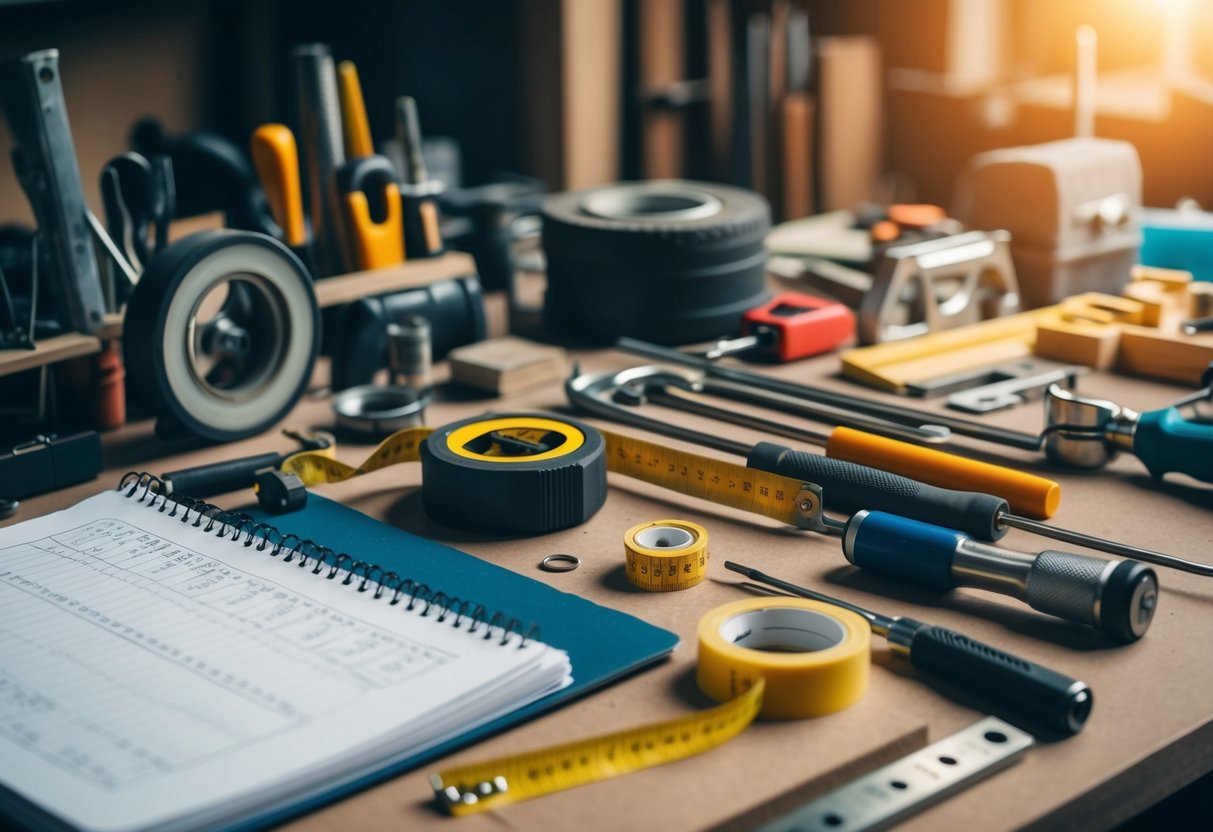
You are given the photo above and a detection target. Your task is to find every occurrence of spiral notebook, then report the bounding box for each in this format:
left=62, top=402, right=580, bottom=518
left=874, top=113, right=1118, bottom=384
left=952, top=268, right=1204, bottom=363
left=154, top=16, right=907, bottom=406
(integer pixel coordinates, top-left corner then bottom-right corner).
left=0, top=480, right=678, bottom=832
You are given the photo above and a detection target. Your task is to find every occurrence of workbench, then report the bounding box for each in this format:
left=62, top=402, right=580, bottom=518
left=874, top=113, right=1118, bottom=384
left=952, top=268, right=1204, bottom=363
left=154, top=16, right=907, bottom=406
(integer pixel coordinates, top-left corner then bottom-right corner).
left=6, top=327, right=1212, bottom=831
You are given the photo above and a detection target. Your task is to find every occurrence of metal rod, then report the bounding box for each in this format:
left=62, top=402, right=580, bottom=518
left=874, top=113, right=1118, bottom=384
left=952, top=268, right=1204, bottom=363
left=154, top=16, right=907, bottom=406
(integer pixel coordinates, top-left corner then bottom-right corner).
left=87, top=209, right=139, bottom=289
left=997, top=513, right=1213, bottom=577
left=617, top=337, right=1044, bottom=451
left=724, top=561, right=893, bottom=633
left=645, top=388, right=832, bottom=445
left=566, top=364, right=754, bottom=458
left=698, top=377, right=951, bottom=443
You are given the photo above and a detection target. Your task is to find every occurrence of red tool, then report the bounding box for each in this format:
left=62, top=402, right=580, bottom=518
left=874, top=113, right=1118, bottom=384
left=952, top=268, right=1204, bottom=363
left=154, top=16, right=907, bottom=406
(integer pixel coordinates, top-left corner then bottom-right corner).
left=704, top=292, right=855, bottom=362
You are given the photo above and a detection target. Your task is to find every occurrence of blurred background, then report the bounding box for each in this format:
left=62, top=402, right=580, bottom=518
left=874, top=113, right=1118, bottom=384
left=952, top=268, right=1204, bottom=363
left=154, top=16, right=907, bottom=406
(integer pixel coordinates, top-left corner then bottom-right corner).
left=3, top=0, right=1213, bottom=223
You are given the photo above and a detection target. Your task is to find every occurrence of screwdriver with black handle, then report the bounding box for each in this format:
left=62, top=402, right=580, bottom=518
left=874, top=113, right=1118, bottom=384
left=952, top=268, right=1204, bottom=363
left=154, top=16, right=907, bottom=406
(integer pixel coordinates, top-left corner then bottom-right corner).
left=726, top=561, right=1093, bottom=736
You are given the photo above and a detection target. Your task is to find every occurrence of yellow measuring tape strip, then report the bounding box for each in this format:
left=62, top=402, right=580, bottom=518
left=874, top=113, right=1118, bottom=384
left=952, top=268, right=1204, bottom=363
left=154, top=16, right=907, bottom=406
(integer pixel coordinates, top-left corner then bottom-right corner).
left=283, top=425, right=433, bottom=481
left=624, top=519, right=709, bottom=592
left=602, top=430, right=809, bottom=527
left=282, top=415, right=815, bottom=530
left=431, top=597, right=870, bottom=815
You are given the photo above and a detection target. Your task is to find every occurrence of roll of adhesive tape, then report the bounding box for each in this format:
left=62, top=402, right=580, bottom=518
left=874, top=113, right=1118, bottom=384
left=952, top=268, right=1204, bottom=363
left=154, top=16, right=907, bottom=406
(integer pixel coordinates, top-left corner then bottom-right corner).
left=624, top=519, right=708, bottom=592
left=698, top=597, right=870, bottom=720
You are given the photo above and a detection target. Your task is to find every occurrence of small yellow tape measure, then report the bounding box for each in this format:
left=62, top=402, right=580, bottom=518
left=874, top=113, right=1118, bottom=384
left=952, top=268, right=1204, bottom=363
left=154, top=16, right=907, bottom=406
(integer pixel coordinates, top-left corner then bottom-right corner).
left=431, top=597, right=870, bottom=815
left=624, top=519, right=709, bottom=591
left=282, top=413, right=823, bottom=535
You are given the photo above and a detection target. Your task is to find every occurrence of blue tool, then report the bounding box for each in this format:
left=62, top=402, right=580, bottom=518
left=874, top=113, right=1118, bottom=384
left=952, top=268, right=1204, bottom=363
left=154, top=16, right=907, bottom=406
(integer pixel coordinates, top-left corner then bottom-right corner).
left=841, top=510, right=1161, bottom=642
left=1044, top=373, right=1213, bottom=484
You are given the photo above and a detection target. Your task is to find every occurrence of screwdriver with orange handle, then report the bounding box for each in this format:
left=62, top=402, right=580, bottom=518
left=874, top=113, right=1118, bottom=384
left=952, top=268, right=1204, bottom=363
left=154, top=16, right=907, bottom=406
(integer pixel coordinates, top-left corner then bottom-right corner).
left=633, top=374, right=1059, bottom=519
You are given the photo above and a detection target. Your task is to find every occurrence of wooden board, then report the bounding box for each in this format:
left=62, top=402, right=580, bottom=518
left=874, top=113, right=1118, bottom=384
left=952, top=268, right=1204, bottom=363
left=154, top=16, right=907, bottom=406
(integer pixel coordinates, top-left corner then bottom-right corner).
left=312, top=251, right=476, bottom=308
left=0, top=332, right=100, bottom=377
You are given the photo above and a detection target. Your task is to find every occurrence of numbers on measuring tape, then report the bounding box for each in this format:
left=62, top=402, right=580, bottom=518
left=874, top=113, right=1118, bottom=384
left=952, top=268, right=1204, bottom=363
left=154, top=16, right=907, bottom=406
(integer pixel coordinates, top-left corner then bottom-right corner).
left=603, top=432, right=808, bottom=527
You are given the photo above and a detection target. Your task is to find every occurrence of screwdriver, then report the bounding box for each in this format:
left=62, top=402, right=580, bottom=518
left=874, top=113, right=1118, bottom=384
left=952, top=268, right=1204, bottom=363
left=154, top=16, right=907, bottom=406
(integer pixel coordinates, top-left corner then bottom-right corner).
left=568, top=366, right=1213, bottom=576
left=725, top=561, right=1093, bottom=735
left=842, top=510, right=1159, bottom=641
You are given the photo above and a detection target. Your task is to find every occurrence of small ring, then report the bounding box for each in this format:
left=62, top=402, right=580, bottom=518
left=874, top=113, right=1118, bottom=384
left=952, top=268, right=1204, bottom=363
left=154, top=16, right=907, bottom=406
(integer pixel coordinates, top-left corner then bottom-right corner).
left=540, top=554, right=580, bottom=573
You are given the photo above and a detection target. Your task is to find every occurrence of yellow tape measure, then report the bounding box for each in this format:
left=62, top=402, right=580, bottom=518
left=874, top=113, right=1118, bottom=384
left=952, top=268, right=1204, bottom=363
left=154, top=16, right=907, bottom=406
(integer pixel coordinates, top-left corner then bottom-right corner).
left=431, top=597, right=870, bottom=815
left=624, top=519, right=709, bottom=591
left=282, top=413, right=822, bottom=535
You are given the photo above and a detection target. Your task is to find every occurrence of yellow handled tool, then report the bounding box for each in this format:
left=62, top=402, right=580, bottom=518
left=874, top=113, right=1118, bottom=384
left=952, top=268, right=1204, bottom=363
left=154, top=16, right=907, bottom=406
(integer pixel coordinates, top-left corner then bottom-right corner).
left=337, top=60, right=374, bottom=159
left=336, top=155, right=405, bottom=270
left=250, top=124, right=307, bottom=248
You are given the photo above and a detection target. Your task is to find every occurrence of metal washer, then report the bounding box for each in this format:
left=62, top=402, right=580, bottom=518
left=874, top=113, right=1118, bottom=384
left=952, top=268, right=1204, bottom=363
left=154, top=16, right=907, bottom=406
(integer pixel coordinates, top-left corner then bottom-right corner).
left=540, top=554, right=580, bottom=573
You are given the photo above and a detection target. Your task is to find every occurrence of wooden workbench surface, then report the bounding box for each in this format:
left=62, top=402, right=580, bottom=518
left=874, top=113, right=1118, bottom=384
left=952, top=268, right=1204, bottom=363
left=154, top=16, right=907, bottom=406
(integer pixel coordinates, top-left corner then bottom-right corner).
left=8, top=344, right=1212, bottom=831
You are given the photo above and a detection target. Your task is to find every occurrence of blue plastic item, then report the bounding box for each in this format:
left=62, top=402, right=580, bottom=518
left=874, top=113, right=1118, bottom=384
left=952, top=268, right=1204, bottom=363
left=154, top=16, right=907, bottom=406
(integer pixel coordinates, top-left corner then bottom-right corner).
left=1140, top=207, right=1213, bottom=282
left=1133, top=407, right=1213, bottom=482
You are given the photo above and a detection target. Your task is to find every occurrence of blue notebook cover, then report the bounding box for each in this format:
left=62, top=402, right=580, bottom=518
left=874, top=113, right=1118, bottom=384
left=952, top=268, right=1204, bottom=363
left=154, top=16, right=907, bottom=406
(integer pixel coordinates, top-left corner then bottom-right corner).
left=231, top=494, right=680, bottom=828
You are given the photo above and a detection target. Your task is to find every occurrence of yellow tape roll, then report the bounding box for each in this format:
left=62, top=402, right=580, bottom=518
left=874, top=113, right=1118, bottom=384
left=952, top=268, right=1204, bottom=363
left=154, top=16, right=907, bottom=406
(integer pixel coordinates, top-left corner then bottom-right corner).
left=624, top=519, right=709, bottom=592
left=698, top=597, right=870, bottom=719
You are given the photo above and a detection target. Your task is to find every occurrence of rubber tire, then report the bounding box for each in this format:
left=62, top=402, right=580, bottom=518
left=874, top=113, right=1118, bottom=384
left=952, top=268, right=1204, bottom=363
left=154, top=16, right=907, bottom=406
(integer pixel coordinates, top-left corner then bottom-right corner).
left=541, top=180, right=771, bottom=345
left=124, top=230, right=319, bottom=443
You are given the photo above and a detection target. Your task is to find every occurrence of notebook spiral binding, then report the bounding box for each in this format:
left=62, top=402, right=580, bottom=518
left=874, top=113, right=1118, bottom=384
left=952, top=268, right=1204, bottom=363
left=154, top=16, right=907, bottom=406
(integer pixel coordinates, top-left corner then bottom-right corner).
left=117, top=471, right=539, bottom=648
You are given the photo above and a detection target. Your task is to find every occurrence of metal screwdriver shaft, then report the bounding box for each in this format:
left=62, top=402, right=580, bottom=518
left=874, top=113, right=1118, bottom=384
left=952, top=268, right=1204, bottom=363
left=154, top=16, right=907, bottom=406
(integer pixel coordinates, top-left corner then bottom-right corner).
left=997, top=513, right=1213, bottom=577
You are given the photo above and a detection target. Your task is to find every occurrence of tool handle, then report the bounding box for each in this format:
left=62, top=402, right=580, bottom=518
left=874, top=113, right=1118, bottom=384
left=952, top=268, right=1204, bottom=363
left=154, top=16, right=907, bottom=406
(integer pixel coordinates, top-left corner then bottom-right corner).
left=1026, top=552, right=1156, bottom=643
left=826, top=427, right=1060, bottom=519
left=162, top=453, right=283, bottom=498
left=747, top=442, right=1008, bottom=540
left=250, top=125, right=307, bottom=248
left=907, top=624, right=1091, bottom=735
left=1133, top=407, right=1213, bottom=483
left=336, top=61, right=374, bottom=159
left=845, top=511, right=1156, bottom=642
left=843, top=510, right=962, bottom=591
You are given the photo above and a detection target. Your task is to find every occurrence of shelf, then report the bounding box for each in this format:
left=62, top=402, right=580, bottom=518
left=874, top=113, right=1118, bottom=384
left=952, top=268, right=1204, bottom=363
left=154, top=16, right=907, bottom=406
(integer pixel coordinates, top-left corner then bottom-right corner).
left=0, top=254, right=477, bottom=377
left=312, top=251, right=476, bottom=308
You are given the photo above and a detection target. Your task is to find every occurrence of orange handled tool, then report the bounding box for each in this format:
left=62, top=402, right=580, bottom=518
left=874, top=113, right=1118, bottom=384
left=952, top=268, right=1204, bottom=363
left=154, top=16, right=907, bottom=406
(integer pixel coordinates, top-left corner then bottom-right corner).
left=635, top=379, right=1060, bottom=519
left=250, top=124, right=307, bottom=248
left=337, top=155, right=405, bottom=270
left=337, top=60, right=374, bottom=160
left=825, top=427, right=1059, bottom=519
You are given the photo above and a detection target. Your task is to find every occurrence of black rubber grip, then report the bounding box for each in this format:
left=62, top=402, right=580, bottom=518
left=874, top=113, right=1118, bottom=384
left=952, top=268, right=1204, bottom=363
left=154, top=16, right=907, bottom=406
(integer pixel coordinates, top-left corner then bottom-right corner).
left=746, top=442, right=1008, bottom=541
left=163, top=453, right=283, bottom=498
left=910, top=625, right=1092, bottom=735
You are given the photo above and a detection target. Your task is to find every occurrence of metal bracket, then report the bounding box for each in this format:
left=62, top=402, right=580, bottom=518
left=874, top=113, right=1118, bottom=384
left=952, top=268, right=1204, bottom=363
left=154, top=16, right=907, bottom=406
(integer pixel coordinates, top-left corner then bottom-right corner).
left=755, top=717, right=1034, bottom=832
left=793, top=483, right=844, bottom=534
left=947, top=360, right=1086, bottom=414
left=859, top=230, right=1021, bottom=344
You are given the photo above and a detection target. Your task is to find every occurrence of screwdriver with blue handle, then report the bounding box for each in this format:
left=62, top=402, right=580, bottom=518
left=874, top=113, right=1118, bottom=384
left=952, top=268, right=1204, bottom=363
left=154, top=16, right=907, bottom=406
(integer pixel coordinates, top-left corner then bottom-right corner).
left=841, top=510, right=1159, bottom=642
left=726, top=561, right=1093, bottom=736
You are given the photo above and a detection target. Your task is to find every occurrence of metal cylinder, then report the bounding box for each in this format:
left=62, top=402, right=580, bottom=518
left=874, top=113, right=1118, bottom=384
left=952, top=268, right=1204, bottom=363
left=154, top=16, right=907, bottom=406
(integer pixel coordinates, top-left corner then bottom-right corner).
left=387, top=316, right=432, bottom=391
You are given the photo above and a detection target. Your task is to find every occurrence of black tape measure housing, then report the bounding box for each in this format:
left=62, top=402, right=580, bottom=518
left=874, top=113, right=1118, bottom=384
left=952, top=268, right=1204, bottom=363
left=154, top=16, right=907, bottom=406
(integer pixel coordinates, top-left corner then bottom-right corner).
left=419, top=414, right=608, bottom=535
